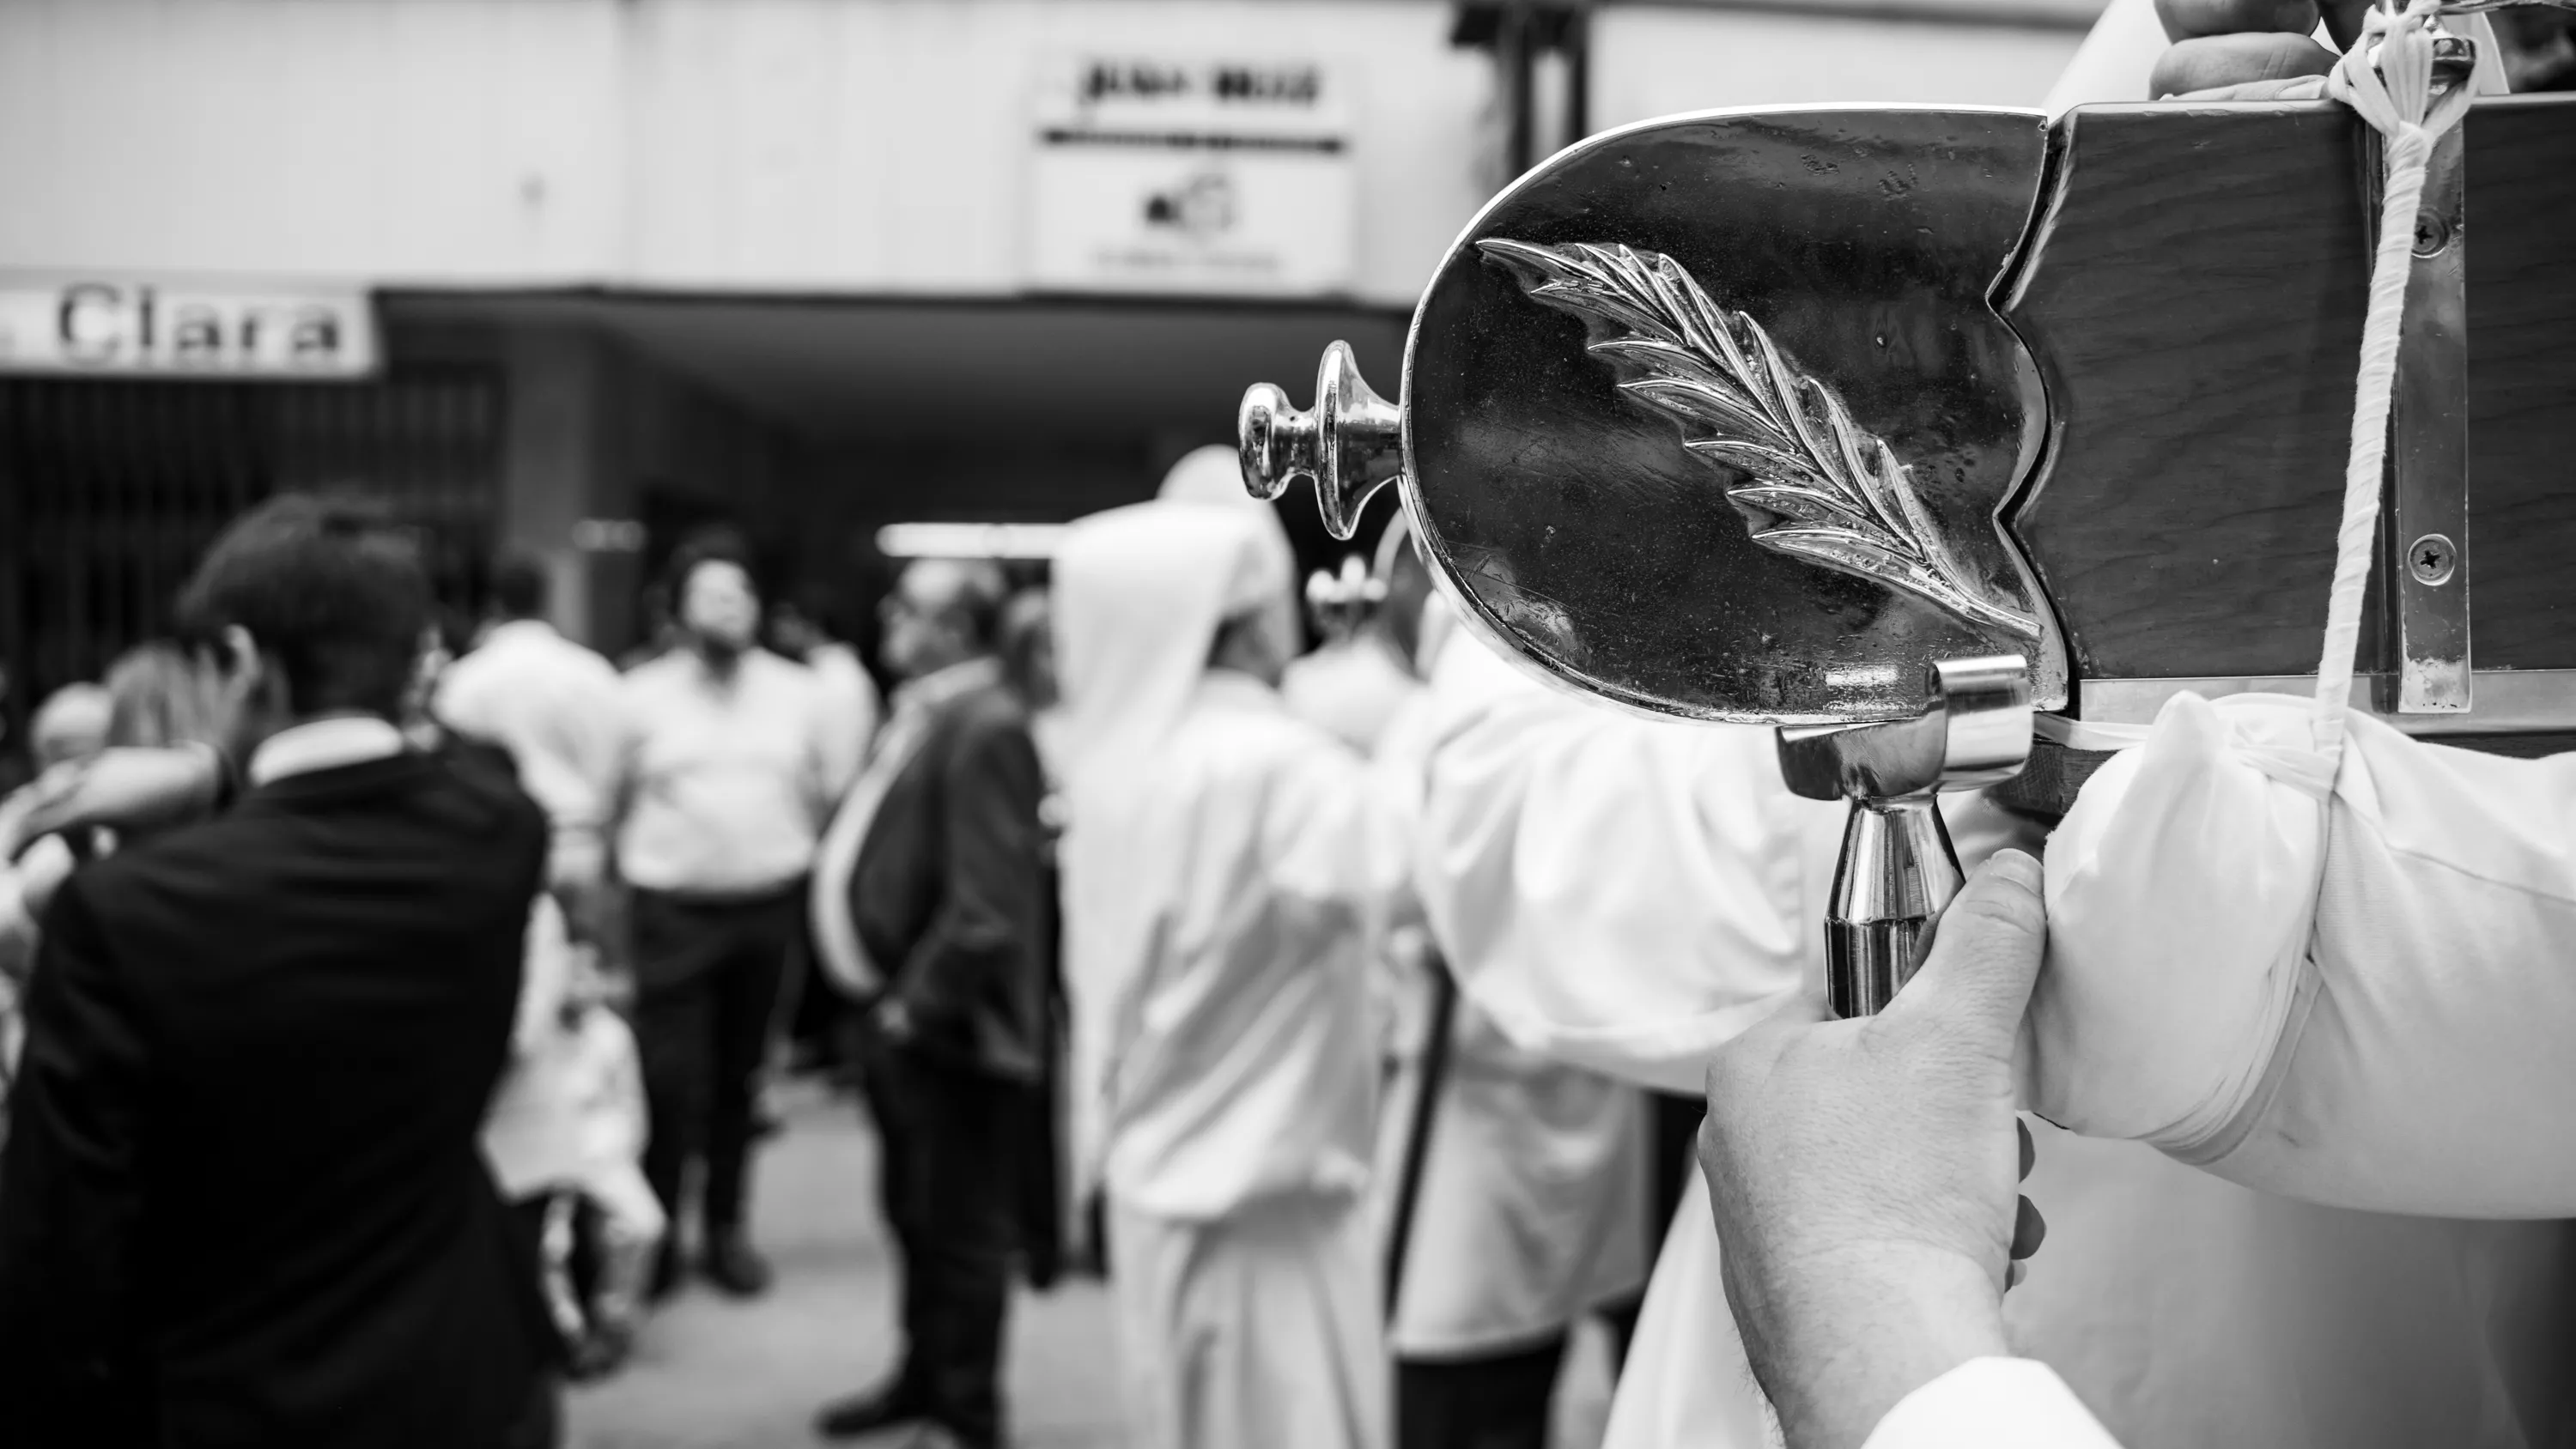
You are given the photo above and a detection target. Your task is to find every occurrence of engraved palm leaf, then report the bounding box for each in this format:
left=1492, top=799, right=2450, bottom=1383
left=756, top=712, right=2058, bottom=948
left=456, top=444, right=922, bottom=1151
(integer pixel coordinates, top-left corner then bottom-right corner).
left=1478, top=238, right=2038, bottom=640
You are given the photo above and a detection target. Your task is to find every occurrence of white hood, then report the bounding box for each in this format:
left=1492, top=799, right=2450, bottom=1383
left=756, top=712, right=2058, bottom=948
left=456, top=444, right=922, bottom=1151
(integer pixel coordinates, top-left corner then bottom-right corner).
left=1156, top=442, right=1301, bottom=664
left=1051, top=497, right=1296, bottom=1195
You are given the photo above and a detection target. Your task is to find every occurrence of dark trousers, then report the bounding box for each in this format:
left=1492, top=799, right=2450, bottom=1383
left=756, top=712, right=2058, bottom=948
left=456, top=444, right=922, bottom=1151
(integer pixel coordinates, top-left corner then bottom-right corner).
left=860, top=1034, right=1019, bottom=1447
left=1397, top=1333, right=1570, bottom=1449
left=631, top=888, right=799, bottom=1240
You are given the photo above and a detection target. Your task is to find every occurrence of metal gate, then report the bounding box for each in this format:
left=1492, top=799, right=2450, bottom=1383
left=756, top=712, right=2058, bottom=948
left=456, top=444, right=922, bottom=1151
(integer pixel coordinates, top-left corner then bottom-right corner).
left=0, top=364, right=501, bottom=749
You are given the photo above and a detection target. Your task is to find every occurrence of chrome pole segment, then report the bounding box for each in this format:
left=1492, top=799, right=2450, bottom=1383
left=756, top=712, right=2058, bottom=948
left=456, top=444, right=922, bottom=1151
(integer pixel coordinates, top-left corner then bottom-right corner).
left=1781, top=654, right=2032, bottom=1018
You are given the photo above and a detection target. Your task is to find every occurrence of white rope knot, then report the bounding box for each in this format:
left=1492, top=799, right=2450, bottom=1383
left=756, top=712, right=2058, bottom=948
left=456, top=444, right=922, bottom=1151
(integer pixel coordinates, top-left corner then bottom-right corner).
left=2308, top=0, right=2477, bottom=754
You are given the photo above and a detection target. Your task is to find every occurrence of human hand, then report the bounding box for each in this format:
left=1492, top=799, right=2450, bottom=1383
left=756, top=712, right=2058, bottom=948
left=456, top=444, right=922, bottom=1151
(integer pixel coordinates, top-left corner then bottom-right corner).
left=2153, top=0, right=2369, bottom=99
left=1698, top=851, right=2050, bottom=1449
left=4, top=747, right=222, bottom=860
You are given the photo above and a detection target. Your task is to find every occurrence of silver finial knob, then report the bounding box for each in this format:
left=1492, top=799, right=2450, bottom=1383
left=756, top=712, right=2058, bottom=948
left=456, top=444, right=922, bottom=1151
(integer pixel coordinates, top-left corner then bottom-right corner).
left=1237, top=340, right=1405, bottom=542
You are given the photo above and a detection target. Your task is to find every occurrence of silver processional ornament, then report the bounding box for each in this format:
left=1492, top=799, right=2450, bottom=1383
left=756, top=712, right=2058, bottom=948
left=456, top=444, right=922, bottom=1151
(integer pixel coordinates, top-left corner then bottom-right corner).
left=1239, top=109, right=2055, bottom=1018
left=1241, top=7, right=2575, bottom=1013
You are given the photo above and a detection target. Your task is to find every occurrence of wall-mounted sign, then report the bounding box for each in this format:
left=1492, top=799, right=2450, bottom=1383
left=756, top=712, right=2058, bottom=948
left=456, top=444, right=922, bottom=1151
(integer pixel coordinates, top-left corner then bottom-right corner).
left=1027, top=57, right=1355, bottom=297
left=0, top=275, right=377, bottom=378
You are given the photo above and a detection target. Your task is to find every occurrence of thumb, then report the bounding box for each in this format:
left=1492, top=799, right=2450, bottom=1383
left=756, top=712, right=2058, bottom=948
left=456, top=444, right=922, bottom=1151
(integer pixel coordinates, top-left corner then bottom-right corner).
left=1878, top=850, right=2048, bottom=1055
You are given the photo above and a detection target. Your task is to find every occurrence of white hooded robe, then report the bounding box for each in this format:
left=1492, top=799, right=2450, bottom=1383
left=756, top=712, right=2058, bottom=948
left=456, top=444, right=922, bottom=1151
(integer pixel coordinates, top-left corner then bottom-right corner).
left=1054, top=501, right=1394, bottom=1449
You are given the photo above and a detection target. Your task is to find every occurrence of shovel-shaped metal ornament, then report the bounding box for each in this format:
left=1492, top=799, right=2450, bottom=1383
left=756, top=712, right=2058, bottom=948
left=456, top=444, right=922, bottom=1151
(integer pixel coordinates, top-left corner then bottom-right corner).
left=1243, top=106, right=2053, bottom=1017
left=1241, top=15, right=2576, bottom=1015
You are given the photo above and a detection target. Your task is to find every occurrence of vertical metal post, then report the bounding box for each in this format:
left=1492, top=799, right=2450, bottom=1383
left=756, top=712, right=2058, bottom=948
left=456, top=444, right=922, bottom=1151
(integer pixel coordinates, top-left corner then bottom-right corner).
left=2374, top=122, right=2471, bottom=713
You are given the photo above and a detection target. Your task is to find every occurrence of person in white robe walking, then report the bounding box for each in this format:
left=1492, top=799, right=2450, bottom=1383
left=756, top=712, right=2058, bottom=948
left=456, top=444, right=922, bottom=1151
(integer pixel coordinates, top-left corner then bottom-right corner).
left=1053, top=499, right=1396, bottom=1449
left=1370, top=551, right=1649, bottom=1449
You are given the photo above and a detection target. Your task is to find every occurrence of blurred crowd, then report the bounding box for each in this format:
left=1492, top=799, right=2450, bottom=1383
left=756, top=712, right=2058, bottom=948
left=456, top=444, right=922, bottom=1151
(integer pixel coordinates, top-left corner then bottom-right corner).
left=7, top=7, right=2574, bottom=1449
left=0, top=441, right=1674, bottom=1449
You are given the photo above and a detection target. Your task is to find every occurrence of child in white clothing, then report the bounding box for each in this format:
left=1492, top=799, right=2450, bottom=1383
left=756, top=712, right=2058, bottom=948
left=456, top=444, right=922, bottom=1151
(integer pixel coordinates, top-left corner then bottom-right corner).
left=484, top=899, right=665, bottom=1379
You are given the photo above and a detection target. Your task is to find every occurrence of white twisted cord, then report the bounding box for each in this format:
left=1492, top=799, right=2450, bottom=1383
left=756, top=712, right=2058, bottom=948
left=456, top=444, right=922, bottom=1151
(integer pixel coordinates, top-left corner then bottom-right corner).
left=2310, top=0, right=2476, bottom=755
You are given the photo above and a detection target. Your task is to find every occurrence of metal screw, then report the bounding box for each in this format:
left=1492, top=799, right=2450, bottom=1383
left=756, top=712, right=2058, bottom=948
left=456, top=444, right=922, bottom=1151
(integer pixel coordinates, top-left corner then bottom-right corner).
left=2408, top=532, right=2458, bottom=586
left=2413, top=209, right=2453, bottom=258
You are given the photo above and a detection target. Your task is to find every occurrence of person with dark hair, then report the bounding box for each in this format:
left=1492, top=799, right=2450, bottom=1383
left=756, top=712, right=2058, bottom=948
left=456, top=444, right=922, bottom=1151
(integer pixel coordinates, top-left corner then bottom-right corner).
left=438, top=549, right=626, bottom=906
left=810, top=557, right=1052, bottom=1449
left=611, top=538, right=836, bottom=1300
left=0, top=493, right=559, bottom=1449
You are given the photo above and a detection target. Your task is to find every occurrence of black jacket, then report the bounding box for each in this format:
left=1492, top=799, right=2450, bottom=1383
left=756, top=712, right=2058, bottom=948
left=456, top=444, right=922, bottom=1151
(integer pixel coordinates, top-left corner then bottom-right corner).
left=0, top=748, right=555, bottom=1449
left=849, top=677, right=1053, bottom=1082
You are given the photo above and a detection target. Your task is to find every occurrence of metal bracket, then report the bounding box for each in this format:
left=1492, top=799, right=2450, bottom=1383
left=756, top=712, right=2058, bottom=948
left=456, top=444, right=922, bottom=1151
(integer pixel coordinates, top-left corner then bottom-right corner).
left=1777, top=655, right=2032, bottom=1018
left=2369, top=39, right=2474, bottom=714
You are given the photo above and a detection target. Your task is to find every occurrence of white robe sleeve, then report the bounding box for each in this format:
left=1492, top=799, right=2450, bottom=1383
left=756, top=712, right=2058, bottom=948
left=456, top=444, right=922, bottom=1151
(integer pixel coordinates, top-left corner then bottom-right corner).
left=1413, top=636, right=1838, bottom=1094
left=2036, top=693, right=2576, bottom=1216
left=1864, top=1359, right=2123, bottom=1449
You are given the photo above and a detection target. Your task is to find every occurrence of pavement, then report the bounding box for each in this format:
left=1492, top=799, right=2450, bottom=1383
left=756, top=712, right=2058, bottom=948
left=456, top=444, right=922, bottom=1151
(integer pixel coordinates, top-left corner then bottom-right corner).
left=569, top=1080, right=1615, bottom=1449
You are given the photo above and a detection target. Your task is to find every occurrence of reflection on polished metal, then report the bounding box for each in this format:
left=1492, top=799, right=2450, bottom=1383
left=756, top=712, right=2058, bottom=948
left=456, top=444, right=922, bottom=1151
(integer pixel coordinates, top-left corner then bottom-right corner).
left=1237, top=340, right=1404, bottom=542
left=1823, top=803, right=1959, bottom=1021
left=1391, top=106, right=2064, bottom=725
left=1778, top=656, right=2033, bottom=1018
left=1479, top=239, right=2041, bottom=641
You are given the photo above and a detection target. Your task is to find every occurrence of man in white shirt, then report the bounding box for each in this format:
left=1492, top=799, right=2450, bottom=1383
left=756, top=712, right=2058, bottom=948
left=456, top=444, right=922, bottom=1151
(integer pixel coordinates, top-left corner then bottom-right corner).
left=612, top=538, right=837, bottom=1300
left=1054, top=500, right=1394, bottom=1449
left=436, top=553, right=625, bottom=904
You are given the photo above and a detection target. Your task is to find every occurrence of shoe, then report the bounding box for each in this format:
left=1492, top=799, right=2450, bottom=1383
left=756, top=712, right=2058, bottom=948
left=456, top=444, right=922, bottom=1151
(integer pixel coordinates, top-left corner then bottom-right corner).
left=814, top=1381, right=924, bottom=1440
left=566, top=1325, right=634, bottom=1383
left=699, top=1233, right=774, bottom=1298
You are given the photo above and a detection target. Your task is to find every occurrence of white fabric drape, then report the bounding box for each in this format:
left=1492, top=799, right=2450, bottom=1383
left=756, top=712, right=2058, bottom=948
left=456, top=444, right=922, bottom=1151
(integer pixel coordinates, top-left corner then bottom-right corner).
left=1157, top=442, right=1303, bottom=668
left=1412, top=634, right=2576, bottom=1449
left=2036, top=692, right=2576, bottom=1216
left=1370, top=658, right=1651, bottom=1360
left=1054, top=500, right=1393, bottom=1449
left=1054, top=500, right=1303, bottom=1197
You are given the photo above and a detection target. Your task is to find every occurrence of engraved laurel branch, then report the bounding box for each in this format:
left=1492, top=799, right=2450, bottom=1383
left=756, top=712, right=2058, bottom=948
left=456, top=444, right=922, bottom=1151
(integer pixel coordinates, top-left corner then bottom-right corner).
left=1478, top=238, right=2039, bottom=640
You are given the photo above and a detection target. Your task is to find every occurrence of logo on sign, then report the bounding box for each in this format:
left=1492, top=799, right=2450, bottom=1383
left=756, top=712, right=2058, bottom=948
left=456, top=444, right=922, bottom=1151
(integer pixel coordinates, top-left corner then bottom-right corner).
left=1145, top=173, right=1238, bottom=239
left=1027, top=56, right=1354, bottom=297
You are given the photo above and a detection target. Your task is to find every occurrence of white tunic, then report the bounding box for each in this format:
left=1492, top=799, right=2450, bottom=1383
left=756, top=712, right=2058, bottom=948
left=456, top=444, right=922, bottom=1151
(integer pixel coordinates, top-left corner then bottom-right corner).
left=1373, top=655, right=1650, bottom=1361
left=1091, top=672, right=1392, bottom=1449
left=1284, top=634, right=1419, bottom=757
left=1414, top=634, right=2576, bottom=1449
left=612, top=649, right=835, bottom=897
left=1097, top=671, right=1382, bottom=1221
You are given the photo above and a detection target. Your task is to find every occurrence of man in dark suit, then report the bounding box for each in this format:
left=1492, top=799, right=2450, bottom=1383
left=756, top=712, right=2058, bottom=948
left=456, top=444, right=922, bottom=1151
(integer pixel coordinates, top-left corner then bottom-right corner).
left=0, top=494, right=557, bottom=1449
left=811, top=559, right=1052, bottom=1449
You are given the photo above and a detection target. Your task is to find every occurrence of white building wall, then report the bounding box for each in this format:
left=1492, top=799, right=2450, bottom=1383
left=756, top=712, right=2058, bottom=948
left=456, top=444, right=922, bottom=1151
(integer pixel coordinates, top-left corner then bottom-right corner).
left=0, top=0, right=1494, bottom=306
left=0, top=0, right=2101, bottom=307
left=1590, top=4, right=2090, bottom=129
